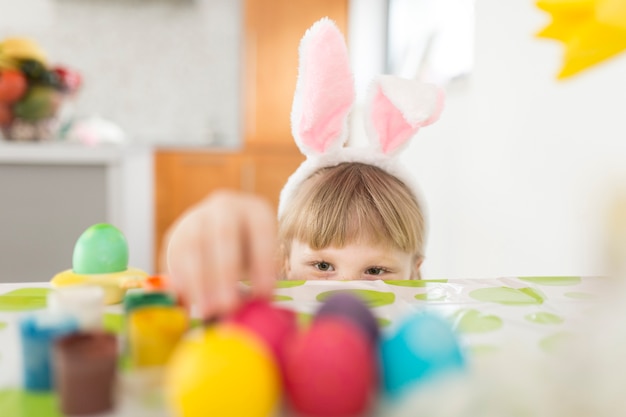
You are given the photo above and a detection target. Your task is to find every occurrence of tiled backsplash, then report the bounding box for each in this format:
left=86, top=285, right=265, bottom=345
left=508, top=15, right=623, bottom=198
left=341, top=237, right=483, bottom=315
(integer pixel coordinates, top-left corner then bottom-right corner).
left=0, top=0, right=242, bottom=146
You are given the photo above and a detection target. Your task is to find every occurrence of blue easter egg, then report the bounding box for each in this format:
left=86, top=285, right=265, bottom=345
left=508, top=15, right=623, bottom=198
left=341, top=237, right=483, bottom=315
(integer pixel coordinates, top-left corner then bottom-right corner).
left=380, top=311, right=465, bottom=397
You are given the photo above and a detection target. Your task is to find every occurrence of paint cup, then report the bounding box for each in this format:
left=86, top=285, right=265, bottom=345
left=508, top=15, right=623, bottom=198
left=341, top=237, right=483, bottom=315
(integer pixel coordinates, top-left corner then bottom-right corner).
left=19, top=310, right=78, bottom=391
left=47, top=285, right=105, bottom=330
left=53, top=331, right=118, bottom=415
left=128, top=305, right=189, bottom=368
left=123, top=290, right=176, bottom=315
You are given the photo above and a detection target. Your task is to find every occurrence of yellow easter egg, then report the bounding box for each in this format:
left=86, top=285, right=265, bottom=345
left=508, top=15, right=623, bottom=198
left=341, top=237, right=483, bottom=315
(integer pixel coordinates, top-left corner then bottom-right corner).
left=164, top=324, right=281, bottom=417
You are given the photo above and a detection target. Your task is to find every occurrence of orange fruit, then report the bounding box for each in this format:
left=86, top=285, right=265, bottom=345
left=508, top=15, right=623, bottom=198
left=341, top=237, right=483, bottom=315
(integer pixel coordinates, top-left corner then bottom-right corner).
left=0, top=70, right=27, bottom=103
left=0, top=103, right=13, bottom=127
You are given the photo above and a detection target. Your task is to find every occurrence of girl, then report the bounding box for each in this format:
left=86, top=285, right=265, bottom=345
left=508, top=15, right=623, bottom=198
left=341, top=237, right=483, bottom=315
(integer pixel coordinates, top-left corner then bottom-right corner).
left=163, top=18, right=443, bottom=318
left=278, top=161, right=425, bottom=283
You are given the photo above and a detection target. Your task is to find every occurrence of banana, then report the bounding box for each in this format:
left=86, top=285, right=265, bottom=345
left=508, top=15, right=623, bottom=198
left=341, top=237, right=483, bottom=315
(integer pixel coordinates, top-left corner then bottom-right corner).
left=0, top=55, right=19, bottom=70
left=0, top=37, right=47, bottom=66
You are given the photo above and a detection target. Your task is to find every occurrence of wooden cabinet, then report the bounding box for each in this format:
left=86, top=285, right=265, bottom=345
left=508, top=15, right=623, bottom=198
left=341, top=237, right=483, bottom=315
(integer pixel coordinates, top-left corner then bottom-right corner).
left=243, top=0, right=348, bottom=148
left=239, top=147, right=306, bottom=204
left=155, top=151, right=242, bottom=263
left=154, top=0, right=347, bottom=269
left=154, top=149, right=305, bottom=269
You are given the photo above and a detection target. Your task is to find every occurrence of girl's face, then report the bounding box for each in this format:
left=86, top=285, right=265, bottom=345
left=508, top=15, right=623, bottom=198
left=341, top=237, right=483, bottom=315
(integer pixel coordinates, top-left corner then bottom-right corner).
left=285, top=239, right=422, bottom=281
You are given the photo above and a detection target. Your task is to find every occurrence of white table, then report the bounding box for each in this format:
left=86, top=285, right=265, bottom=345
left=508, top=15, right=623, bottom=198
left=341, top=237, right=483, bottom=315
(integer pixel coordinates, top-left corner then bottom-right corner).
left=0, top=277, right=609, bottom=416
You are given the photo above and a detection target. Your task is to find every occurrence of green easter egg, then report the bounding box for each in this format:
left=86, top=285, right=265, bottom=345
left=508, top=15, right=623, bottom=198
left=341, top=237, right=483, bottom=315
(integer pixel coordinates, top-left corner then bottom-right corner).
left=72, top=223, right=128, bottom=274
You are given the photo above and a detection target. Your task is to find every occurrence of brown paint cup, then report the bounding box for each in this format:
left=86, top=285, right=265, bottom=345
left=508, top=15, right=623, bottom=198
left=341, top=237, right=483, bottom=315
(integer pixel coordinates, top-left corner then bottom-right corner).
left=53, top=332, right=118, bottom=415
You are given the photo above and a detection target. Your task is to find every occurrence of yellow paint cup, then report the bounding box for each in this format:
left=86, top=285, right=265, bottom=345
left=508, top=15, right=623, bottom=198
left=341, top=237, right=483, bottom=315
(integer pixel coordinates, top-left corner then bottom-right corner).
left=128, top=305, right=188, bottom=368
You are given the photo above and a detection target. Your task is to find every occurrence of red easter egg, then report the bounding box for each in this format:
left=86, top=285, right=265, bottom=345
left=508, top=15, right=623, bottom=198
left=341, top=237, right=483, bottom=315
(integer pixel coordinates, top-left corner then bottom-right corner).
left=229, top=299, right=297, bottom=368
left=283, top=317, right=378, bottom=417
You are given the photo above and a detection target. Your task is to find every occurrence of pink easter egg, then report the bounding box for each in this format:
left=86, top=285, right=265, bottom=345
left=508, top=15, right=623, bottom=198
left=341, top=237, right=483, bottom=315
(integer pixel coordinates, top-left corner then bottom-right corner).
left=228, top=299, right=297, bottom=368
left=283, top=317, right=378, bottom=416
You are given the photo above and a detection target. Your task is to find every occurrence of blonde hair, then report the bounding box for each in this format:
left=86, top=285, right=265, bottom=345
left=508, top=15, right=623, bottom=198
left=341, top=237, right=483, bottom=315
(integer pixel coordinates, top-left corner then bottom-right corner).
left=278, top=162, right=425, bottom=277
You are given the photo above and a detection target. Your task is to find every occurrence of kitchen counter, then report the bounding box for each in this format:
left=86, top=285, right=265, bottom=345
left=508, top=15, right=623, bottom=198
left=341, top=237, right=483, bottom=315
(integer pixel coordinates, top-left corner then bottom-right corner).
left=0, top=142, right=154, bottom=282
left=0, top=142, right=147, bottom=164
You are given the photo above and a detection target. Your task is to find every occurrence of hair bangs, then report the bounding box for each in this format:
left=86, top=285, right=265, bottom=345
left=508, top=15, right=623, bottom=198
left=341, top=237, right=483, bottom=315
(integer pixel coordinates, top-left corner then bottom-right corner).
left=279, top=163, right=424, bottom=258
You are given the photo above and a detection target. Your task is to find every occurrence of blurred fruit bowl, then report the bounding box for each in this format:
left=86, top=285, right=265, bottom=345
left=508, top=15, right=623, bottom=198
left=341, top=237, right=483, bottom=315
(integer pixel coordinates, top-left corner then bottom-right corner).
left=0, top=37, right=81, bottom=142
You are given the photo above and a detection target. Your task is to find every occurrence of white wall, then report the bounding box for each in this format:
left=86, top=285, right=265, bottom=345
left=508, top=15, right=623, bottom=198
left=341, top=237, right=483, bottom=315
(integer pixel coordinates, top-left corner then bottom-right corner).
left=0, top=0, right=242, bottom=146
left=405, top=0, right=626, bottom=278
left=5, top=0, right=625, bottom=279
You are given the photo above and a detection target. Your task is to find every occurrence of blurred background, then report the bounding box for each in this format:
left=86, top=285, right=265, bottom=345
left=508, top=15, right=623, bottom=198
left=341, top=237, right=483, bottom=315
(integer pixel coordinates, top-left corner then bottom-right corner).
left=1, top=0, right=625, bottom=281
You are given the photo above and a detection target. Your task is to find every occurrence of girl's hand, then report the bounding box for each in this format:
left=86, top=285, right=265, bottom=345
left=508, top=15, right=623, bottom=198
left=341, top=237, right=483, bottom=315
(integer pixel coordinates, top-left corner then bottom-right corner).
left=161, top=190, right=278, bottom=319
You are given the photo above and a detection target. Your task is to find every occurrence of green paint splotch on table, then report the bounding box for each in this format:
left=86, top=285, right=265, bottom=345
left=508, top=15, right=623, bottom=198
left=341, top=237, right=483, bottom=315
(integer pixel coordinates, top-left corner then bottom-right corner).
left=275, top=280, right=306, bottom=288
left=297, top=312, right=313, bottom=328
left=415, top=292, right=447, bottom=301
left=0, top=288, right=50, bottom=312
left=0, top=389, right=63, bottom=417
left=386, top=279, right=448, bottom=287
left=469, top=287, right=545, bottom=306
left=118, top=354, right=133, bottom=372
left=451, top=309, right=503, bottom=333
left=377, top=317, right=392, bottom=327
left=518, top=276, right=581, bottom=286
left=564, top=291, right=595, bottom=300
left=316, top=289, right=395, bottom=308
left=469, top=345, right=500, bottom=355
left=0, top=321, right=7, bottom=331
left=103, top=313, right=125, bottom=334
left=540, top=332, right=575, bottom=354
left=190, top=318, right=203, bottom=329
left=525, top=312, right=563, bottom=324
left=273, top=295, right=293, bottom=302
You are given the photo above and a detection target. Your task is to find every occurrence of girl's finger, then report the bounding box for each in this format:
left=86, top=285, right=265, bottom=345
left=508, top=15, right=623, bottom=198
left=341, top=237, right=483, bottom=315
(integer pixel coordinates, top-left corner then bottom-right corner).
left=243, top=196, right=278, bottom=298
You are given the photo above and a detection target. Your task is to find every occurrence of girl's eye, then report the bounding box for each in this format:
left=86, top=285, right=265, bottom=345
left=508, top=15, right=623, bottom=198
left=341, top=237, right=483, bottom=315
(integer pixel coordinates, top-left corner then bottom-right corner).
left=314, top=262, right=333, bottom=271
left=365, top=267, right=386, bottom=276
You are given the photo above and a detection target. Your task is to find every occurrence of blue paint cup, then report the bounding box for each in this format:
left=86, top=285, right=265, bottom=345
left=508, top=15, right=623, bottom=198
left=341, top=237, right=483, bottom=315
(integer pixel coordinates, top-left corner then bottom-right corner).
left=19, top=311, right=79, bottom=391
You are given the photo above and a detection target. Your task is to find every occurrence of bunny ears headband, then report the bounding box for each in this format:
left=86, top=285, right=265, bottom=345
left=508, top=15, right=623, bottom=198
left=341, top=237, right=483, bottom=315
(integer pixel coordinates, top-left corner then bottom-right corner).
left=277, top=17, right=445, bottom=217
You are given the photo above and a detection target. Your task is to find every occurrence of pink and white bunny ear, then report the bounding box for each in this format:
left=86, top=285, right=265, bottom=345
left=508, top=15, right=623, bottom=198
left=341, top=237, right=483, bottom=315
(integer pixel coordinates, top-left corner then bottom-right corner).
left=364, top=75, right=445, bottom=155
left=291, top=18, right=356, bottom=156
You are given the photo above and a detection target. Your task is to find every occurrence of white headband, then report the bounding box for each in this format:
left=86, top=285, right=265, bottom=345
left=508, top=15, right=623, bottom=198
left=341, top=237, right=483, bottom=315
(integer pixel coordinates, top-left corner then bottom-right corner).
left=277, top=17, right=445, bottom=217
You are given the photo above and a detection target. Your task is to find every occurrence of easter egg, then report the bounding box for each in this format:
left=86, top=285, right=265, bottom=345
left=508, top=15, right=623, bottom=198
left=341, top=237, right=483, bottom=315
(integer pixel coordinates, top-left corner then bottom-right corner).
left=315, top=292, right=380, bottom=345
left=380, top=311, right=465, bottom=398
left=228, top=299, right=297, bottom=368
left=72, top=223, right=128, bottom=274
left=164, top=324, right=281, bottom=417
left=283, top=317, right=377, bottom=417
